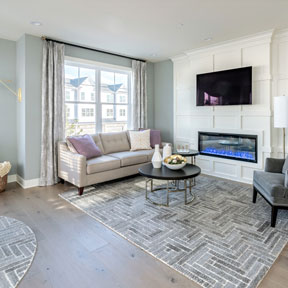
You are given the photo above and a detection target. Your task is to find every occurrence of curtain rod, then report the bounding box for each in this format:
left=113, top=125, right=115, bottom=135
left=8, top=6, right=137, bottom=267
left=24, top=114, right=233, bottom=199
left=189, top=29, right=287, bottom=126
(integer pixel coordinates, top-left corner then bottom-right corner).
left=41, top=36, right=146, bottom=63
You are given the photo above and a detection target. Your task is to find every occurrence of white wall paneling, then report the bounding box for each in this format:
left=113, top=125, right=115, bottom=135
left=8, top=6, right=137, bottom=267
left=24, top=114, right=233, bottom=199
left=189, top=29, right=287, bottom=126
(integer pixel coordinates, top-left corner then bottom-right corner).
left=171, top=30, right=281, bottom=184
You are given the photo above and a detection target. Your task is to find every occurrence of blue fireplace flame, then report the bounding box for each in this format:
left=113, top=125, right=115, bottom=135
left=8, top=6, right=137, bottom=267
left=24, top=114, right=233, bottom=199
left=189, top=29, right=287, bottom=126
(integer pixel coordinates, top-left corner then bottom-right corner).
left=201, top=147, right=255, bottom=161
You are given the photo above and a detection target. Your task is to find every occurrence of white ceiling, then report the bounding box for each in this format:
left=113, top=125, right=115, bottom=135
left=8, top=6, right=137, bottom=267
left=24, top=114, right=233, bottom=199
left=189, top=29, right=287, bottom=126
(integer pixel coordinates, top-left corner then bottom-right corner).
left=1, top=0, right=288, bottom=62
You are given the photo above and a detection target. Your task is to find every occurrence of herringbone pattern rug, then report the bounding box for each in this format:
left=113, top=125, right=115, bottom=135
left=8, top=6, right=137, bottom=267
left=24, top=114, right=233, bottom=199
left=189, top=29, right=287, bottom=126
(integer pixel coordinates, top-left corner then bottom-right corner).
left=0, top=217, right=36, bottom=288
left=60, top=175, right=288, bottom=288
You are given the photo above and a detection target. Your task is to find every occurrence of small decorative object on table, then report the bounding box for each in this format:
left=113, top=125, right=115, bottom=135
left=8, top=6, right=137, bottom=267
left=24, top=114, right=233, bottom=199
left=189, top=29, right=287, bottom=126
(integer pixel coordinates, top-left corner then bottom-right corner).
left=176, top=144, right=190, bottom=153
left=164, top=155, right=187, bottom=170
left=0, top=161, right=11, bottom=192
left=162, top=143, right=172, bottom=163
left=152, top=144, right=162, bottom=168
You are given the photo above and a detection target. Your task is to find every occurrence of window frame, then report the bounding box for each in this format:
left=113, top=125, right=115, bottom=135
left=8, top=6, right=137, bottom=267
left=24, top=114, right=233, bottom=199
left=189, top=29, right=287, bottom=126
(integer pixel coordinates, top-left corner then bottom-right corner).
left=64, top=57, right=132, bottom=135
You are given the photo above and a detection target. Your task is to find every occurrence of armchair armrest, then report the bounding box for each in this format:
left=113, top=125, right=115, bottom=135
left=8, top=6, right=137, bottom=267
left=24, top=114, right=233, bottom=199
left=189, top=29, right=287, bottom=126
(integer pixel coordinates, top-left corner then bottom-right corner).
left=58, top=141, right=86, bottom=188
left=265, top=158, right=285, bottom=173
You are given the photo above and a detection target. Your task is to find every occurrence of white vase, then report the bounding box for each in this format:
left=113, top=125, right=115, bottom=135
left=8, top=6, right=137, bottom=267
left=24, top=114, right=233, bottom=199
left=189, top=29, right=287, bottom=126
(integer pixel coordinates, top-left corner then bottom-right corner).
left=162, top=143, right=172, bottom=162
left=152, top=144, right=162, bottom=168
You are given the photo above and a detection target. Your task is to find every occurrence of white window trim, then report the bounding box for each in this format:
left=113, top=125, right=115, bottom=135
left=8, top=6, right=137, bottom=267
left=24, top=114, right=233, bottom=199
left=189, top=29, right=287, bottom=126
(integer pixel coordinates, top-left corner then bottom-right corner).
left=65, top=56, right=132, bottom=72
left=64, top=57, right=132, bottom=135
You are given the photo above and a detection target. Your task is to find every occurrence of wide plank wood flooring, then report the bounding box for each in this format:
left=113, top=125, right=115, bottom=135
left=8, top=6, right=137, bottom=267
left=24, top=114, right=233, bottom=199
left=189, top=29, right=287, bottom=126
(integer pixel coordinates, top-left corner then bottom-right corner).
left=0, top=181, right=287, bottom=288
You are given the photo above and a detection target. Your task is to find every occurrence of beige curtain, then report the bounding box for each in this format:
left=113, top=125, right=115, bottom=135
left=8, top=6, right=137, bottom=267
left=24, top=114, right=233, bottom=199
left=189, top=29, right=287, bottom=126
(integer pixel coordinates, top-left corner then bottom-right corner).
left=132, top=60, right=147, bottom=129
left=40, top=40, right=65, bottom=186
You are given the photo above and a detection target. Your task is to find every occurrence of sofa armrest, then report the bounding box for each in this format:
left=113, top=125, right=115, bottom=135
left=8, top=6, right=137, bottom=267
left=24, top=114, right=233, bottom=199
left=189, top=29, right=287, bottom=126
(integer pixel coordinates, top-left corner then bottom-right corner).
left=58, top=141, right=87, bottom=188
left=265, top=158, right=285, bottom=173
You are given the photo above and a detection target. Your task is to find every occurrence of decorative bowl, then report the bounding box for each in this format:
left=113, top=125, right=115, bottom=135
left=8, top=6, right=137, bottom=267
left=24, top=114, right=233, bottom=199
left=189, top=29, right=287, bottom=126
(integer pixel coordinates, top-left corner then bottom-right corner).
left=164, top=154, right=187, bottom=170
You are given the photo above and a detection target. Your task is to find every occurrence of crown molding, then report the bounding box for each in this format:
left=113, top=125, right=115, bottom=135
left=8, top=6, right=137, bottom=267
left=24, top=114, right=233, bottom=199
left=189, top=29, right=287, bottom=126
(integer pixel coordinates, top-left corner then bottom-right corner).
left=170, top=29, right=275, bottom=62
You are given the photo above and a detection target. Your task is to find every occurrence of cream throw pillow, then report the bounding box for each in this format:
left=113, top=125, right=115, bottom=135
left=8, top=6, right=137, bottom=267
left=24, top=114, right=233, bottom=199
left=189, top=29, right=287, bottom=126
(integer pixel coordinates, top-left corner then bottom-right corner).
left=129, top=130, right=152, bottom=151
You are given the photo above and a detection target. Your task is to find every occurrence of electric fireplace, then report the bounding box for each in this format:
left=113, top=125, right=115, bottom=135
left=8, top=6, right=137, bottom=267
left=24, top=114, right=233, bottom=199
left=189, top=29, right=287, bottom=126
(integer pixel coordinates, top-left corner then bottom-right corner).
left=198, top=132, right=257, bottom=163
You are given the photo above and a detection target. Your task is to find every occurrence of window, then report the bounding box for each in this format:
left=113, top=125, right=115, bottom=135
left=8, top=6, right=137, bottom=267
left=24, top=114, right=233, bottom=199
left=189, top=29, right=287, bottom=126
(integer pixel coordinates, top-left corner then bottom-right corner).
left=106, top=94, right=114, bottom=103
left=119, top=109, right=126, bottom=117
left=65, top=61, right=131, bottom=136
left=82, top=108, right=94, bottom=117
left=65, top=91, right=70, bottom=100
left=106, top=108, right=113, bottom=117
left=66, top=107, right=71, bottom=118
left=119, top=95, right=126, bottom=103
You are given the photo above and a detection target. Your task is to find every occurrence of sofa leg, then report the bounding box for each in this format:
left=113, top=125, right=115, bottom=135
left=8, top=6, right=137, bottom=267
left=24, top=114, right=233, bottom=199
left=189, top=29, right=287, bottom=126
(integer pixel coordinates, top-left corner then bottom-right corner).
left=59, top=178, right=65, bottom=184
left=252, top=186, right=257, bottom=203
left=78, top=187, right=84, bottom=196
left=271, top=206, right=278, bottom=227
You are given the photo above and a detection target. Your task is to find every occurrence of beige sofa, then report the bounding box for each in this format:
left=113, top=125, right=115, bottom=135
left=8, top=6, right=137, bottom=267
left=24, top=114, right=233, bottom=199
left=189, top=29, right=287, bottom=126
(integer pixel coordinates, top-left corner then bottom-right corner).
left=58, top=131, right=162, bottom=195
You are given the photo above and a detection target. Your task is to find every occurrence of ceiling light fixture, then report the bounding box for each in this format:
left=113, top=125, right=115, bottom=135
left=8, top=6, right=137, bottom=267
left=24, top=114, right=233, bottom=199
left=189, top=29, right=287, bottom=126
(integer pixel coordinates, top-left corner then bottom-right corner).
left=203, top=37, right=213, bottom=41
left=30, top=21, right=42, bottom=26
left=150, top=53, right=158, bottom=57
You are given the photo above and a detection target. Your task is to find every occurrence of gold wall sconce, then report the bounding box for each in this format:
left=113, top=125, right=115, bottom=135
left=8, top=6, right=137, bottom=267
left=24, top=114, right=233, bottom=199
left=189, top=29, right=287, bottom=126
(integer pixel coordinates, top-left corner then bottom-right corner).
left=0, top=80, right=22, bottom=102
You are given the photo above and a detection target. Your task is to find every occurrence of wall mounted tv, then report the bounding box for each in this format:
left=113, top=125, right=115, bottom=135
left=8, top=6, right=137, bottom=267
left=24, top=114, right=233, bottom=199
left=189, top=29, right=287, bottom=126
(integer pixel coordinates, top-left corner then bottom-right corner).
left=196, top=66, right=252, bottom=106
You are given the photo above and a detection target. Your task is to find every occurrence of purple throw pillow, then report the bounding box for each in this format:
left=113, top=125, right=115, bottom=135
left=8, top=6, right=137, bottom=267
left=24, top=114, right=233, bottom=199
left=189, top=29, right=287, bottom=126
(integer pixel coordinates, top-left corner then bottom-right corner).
left=67, top=135, right=102, bottom=159
left=139, top=129, right=162, bottom=148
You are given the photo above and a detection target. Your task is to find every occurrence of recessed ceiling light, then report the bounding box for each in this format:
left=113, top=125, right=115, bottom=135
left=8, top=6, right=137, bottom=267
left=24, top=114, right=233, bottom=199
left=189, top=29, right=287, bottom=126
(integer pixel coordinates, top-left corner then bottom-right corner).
left=30, top=21, right=42, bottom=26
left=150, top=53, right=158, bottom=57
left=203, top=37, right=213, bottom=41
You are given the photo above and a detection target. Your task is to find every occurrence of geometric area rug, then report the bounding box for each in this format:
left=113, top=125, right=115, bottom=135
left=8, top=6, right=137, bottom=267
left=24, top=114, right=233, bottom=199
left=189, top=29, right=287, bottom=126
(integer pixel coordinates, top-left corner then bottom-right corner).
left=0, top=216, right=37, bottom=288
left=60, top=175, right=288, bottom=288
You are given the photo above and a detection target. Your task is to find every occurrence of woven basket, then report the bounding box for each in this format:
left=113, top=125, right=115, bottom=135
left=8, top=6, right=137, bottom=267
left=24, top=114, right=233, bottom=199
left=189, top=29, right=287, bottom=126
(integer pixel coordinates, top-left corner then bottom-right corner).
left=0, top=174, right=8, bottom=193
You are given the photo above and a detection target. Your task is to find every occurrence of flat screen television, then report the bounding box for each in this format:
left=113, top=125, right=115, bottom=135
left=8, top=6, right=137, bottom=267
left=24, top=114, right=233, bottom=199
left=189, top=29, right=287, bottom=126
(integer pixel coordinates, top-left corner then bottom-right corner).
left=196, top=66, right=252, bottom=106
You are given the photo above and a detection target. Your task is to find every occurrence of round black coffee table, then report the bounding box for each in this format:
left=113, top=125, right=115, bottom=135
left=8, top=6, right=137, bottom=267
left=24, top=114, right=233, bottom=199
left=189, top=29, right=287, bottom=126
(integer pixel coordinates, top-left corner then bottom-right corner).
left=138, top=163, right=201, bottom=207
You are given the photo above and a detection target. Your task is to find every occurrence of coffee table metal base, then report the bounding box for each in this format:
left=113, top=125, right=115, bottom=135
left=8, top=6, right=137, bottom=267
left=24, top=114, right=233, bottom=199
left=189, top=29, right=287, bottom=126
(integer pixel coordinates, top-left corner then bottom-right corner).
left=145, top=178, right=195, bottom=207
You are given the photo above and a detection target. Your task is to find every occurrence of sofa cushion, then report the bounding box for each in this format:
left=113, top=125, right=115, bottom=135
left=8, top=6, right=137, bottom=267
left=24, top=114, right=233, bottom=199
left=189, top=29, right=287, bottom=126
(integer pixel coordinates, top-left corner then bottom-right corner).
left=100, top=132, right=130, bottom=154
left=140, top=129, right=162, bottom=148
left=108, top=151, right=148, bottom=167
left=91, top=134, right=105, bottom=153
left=254, top=171, right=287, bottom=198
left=134, top=149, right=155, bottom=161
left=129, top=130, right=152, bottom=151
left=67, top=134, right=102, bottom=159
left=282, top=156, right=288, bottom=174
left=86, top=155, right=121, bottom=175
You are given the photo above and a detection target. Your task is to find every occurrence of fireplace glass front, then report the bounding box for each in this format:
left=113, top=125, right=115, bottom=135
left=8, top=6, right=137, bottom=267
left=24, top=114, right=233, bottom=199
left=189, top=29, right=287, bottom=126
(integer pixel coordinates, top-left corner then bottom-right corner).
left=198, top=132, right=257, bottom=163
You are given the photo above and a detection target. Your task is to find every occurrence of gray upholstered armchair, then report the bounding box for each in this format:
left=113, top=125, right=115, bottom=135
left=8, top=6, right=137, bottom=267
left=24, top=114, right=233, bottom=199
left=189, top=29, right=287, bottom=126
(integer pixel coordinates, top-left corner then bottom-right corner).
left=253, top=157, right=288, bottom=227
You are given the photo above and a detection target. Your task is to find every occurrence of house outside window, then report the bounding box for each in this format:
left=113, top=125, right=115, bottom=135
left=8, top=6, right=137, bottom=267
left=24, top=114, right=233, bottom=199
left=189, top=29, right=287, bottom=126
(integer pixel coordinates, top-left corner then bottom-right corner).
left=82, top=108, right=94, bottom=117
left=106, top=108, right=113, bottom=117
left=64, top=60, right=131, bottom=136
left=119, top=109, right=125, bottom=117
left=65, top=91, right=70, bottom=100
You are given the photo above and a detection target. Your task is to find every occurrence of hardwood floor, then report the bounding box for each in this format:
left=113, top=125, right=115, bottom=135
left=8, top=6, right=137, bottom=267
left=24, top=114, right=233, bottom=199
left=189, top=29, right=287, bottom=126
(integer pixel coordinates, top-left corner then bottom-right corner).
left=0, top=181, right=287, bottom=288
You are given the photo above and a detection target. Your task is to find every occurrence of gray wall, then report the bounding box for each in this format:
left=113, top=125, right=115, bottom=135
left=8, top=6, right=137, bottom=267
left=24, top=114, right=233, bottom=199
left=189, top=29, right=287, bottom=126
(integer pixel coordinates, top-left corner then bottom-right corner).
left=25, top=35, right=43, bottom=179
left=153, top=60, right=174, bottom=143
left=16, top=34, right=43, bottom=179
left=16, top=35, right=26, bottom=177
left=0, top=39, right=17, bottom=174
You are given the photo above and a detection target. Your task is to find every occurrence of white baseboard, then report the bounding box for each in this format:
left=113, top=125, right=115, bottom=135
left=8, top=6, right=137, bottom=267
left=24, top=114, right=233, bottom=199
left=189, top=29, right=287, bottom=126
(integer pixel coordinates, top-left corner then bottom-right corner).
left=7, top=174, right=40, bottom=189
left=201, top=171, right=252, bottom=185
left=16, top=175, right=40, bottom=189
left=7, top=174, right=17, bottom=183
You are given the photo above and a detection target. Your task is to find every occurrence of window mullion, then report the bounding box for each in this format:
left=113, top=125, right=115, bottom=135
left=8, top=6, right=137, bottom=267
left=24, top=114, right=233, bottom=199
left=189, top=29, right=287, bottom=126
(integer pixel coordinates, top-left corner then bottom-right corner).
left=96, top=69, right=102, bottom=133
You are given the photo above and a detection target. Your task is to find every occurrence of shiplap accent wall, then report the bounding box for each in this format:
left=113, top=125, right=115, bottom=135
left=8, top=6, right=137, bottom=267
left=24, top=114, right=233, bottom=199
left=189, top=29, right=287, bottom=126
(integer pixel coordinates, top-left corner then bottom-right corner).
left=171, top=29, right=288, bottom=183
